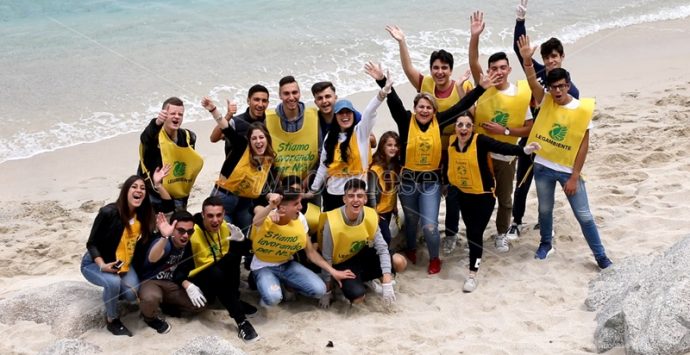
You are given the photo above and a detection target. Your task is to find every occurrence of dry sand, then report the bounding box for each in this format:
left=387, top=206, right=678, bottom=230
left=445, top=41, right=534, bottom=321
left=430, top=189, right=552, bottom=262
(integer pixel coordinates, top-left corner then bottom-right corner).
left=1, top=18, right=690, bottom=354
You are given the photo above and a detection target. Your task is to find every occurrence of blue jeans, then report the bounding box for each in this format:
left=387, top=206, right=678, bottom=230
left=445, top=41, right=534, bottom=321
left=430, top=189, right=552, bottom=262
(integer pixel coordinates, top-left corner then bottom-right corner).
left=398, top=180, right=441, bottom=259
left=533, top=163, right=607, bottom=259
left=253, top=261, right=326, bottom=306
left=80, top=253, right=139, bottom=319
left=211, top=186, right=254, bottom=235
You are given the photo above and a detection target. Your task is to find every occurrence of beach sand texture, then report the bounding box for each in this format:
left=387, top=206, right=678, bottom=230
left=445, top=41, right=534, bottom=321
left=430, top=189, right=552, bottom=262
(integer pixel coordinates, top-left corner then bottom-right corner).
left=1, top=18, right=689, bottom=354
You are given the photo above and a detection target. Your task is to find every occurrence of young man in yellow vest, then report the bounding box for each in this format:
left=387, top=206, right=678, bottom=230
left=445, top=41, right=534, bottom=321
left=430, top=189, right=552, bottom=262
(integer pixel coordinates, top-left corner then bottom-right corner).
left=469, top=11, right=533, bottom=253
left=319, top=178, right=405, bottom=306
left=518, top=35, right=612, bottom=269
left=139, top=97, right=204, bottom=212
left=172, top=197, right=259, bottom=342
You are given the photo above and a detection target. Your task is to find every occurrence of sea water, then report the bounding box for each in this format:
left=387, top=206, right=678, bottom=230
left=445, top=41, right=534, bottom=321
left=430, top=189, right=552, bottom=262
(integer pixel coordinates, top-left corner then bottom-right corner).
left=1, top=0, right=689, bottom=163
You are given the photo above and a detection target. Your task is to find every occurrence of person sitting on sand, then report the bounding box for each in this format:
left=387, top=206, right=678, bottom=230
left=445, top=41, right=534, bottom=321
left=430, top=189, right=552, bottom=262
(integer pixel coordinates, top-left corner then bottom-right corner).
left=318, top=178, right=406, bottom=307
left=518, top=35, right=613, bottom=269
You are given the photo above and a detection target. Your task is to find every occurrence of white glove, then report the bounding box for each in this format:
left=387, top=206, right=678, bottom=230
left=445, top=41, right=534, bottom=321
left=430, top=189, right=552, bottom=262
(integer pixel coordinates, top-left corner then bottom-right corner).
left=380, top=70, right=394, bottom=96
left=228, top=224, right=245, bottom=242
left=185, top=283, right=207, bottom=308
left=523, top=142, right=541, bottom=155
left=516, top=0, right=528, bottom=20
left=319, top=290, right=332, bottom=309
left=381, top=282, right=396, bottom=306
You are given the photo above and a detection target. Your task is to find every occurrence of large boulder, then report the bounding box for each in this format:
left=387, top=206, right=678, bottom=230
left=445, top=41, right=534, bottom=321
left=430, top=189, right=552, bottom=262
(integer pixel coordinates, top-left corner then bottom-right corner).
left=173, top=336, right=245, bottom=355
left=586, top=236, right=690, bottom=354
left=38, top=339, right=102, bottom=355
left=0, top=281, right=105, bottom=337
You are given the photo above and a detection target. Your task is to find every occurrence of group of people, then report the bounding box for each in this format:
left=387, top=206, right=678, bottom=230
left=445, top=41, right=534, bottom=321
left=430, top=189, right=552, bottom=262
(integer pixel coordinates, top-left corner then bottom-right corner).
left=81, top=1, right=612, bottom=344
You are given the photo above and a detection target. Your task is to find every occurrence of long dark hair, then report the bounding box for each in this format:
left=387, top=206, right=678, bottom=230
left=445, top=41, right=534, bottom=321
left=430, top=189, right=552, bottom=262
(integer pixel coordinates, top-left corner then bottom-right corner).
left=324, top=120, right=355, bottom=166
left=116, top=175, right=154, bottom=244
left=247, top=122, right=276, bottom=169
left=370, top=131, right=401, bottom=190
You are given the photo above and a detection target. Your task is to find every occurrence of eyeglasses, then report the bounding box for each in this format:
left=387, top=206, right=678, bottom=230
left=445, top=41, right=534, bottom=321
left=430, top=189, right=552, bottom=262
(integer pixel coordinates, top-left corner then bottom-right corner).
left=548, top=83, right=569, bottom=91
left=175, top=228, right=195, bottom=236
left=456, top=122, right=473, bottom=128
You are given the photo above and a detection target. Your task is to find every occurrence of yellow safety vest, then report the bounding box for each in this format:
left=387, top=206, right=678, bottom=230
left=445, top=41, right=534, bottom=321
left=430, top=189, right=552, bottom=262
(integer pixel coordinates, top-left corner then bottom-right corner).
left=421, top=75, right=475, bottom=150
left=325, top=207, right=378, bottom=264
left=145, top=129, right=204, bottom=199
left=304, top=202, right=322, bottom=235
left=370, top=164, right=398, bottom=214
left=251, top=217, right=307, bottom=263
left=405, top=114, right=442, bottom=171
left=528, top=96, right=595, bottom=168
left=475, top=80, right=531, bottom=144
left=447, top=134, right=492, bottom=195
left=188, top=222, right=231, bottom=278
left=114, top=217, right=140, bottom=273
left=218, top=148, right=271, bottom=199
left=326, top=134, right=367, bottom=177
left=265, top=107, right=319, bottom=178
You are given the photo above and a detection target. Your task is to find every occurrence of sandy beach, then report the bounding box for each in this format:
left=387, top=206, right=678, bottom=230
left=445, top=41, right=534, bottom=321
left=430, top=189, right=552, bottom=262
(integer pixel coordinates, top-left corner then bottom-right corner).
left=1, top=17, right=690, bottom=354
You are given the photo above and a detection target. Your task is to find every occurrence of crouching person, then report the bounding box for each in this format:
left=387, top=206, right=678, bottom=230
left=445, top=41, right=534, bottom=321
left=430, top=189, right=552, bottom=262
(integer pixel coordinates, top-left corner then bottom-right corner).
left=319, top=178, right=406, bottom=307
left=250, top=187, right=355, bottom=307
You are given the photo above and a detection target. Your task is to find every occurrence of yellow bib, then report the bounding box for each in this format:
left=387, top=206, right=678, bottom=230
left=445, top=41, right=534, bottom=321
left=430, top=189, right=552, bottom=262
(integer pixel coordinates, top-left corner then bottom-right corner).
left=325, top=207, right=378, bottom=264
left=475, top=80, right=531, bottom=144
left=529, top=96, right=595, bottom=168
left=447, top=134, right=492, bottom=195
left=188, top=222, right=231, bottom=278
left=114, top=217, right=140, bottom=273
left=304, top=202, right=322, bottom=235
left=219, top=148, right=271, bottom=198
left=251, top=217, right=307, bottom=263
left=265, top=107, right=319, bottom=178
left=326, top=134, right=367, bottom=177
left=421, top=76, right=476, bottom=150
left=405, top=114, right=442, bottom=171
left=155, top=129, right=204, bottom=199
left=370, top=164, right=398, bottom=214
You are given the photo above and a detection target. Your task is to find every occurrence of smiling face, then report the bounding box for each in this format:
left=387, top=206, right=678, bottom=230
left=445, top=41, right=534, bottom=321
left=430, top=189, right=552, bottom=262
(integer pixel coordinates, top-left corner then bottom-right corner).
left=202, top=205, right=224, bottom=232
left=171, top=220, right=194, bottom=249
left=343, top=187, right=367, bottom=220
left=455, top=115, right=474, bottom=146
left=383, top=137, right=399, bottom=160
left=414, top=97, right=436, bottom=125
left=487, top=59, right=511, bottom=89
left=278, top=195, right=303, bottom=221
left=279, top=82, right=301, bottom=111
left=314, top=87, right=337, bottom=115
left=335, top=109, right=354, bottom=130
left=430, top=59, right=453, bottom=89
left=542, top=51, right=564, bottom=73
left=249, top=128, right=268, bottom=156
left=248, top=92, right=269, bottom=118
left=163, top=104, right=184, bottom=132
left=127, top=178, right=147, bottom=212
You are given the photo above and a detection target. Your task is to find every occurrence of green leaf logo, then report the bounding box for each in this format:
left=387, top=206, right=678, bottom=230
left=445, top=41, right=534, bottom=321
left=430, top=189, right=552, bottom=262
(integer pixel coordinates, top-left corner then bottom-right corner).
left=173, top=161, right=186, bottom=177
left=548, top=124, right=568, bottom=142
left=350, top=240, right=366, bottom=254
left=419, top=141, right=431, bottom=152
left=491, top=111, right=509, bottom=126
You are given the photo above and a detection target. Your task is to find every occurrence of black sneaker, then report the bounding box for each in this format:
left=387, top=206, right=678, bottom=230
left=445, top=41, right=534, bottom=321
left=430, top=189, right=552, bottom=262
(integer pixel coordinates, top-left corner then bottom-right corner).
left=241, top=300, right=258, bottom=318
left=107, top=318, right=133, bottom=337
left=145, top=317, right=171, bottom=334
left=237, top=320, right=260, bottom=343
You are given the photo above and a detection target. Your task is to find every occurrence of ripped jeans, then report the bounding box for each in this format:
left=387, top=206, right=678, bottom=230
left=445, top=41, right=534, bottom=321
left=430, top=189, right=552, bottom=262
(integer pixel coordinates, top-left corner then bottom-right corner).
left=398, top=180, right=441, bottom=259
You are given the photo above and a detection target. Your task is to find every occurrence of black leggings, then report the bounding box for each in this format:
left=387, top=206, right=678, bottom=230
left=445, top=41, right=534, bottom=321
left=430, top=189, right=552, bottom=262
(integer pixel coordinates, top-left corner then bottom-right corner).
left=454, top=187, right=495, bottom=272
left=189, top=252, right=245, bottom=323
left=333, top=247, right=388, bottom=301
left=512, top=137, right=535, bottom=225
left=322, top=190, right=344, bottom=212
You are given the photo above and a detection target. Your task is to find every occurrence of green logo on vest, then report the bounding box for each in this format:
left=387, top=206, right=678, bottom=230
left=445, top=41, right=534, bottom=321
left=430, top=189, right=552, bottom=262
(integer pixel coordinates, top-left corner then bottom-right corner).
left=350, top=240, right=366, bottom=254
left=173, top=161, right=187, bottom=177
left=548, top=124, right=568, bottom=142
left=419, top=141, right=431, bottom=152
left=491, top=111, right=509, bottom=126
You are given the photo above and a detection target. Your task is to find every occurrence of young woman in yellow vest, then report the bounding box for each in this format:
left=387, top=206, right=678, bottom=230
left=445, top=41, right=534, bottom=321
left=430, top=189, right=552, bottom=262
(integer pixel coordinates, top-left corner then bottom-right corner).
left=448, top=111, right=540, bottom=292
left=367, top=131, right=401, bottom=246
left=367, top=62, right=500, bottom=274
left=310, top=76, right=392, bottom=211
left=202, top=97, right=279, bottom=235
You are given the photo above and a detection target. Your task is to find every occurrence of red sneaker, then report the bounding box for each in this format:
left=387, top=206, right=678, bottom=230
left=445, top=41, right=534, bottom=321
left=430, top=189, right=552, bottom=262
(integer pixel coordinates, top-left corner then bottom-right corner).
left=428, top=257, right=442, bottom=275
left=404, top=249, right=417, bottom=265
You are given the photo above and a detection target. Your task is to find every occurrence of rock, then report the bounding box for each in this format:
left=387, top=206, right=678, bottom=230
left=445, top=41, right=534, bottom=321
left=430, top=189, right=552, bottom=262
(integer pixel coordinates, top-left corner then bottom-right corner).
left=173, top=335, right=246, bottom=355
left=0, top=281, right=105, bottom=337
left=586, top=236, right=690, bottom=354
left=38, top=338, right=102, bottom=355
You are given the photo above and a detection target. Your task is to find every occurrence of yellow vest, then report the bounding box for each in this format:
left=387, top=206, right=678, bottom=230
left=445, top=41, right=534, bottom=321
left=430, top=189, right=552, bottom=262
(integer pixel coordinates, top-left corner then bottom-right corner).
left=326, top=134, right=367, bottom=177
left=447, top=134, right=492, bottom=195
left=265, top=107, right=319, bottom=178
left=529, top=96, right=595, bottom=168
left=114, top=217, right=140, bottom=273
left=251, top=217, right=307, bottom=263
left=304, top=202, right=322, bottom=235
left=370, top=164, right=398, bottom=214
left=147, top=129, right=205, bottom=199
left=218, top=148, right=271, bottom=198
left=188, top=222, right=231, bottom=278
left=421, top=75, right=475, bottom=150
left=325, top=207, right=378, bottom=264
left=405, top=114, right=442, bottom=171
left=475, top=80, right=531, bottom=144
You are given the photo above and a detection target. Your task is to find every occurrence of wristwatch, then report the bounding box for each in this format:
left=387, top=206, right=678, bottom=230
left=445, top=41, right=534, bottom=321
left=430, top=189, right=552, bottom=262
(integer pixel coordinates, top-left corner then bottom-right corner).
left=504, top=128, right=511, bottom=136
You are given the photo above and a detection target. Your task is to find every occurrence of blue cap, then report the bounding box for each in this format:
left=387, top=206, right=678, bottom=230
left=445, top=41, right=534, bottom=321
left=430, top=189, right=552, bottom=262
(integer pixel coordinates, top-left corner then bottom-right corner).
left=333, top=99, right=355, bottom=114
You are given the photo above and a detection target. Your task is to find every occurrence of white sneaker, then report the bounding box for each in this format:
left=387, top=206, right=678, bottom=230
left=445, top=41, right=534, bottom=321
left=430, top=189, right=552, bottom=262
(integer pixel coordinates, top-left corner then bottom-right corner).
left=463, top=277, right=477, bottom=293
left=506, top=223, right=522, bottom=241
left=365, top=280, right=383, bottom=295
left=495, top=234, right=509, bottom=253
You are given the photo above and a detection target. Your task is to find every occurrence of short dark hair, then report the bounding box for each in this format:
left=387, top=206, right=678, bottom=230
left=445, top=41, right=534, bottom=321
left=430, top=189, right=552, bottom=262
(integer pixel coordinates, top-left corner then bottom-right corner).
left=275, top=186, right=302, bottom=204
left=202, top=196, right=224, bottom=213
left=170, top=210, right=194, bottom=224
left=281, top=175, right=303, bottom=189
left=278, top=76, right=297, bottom=90
left=248, top=84, right=269, bottom=99
left=540, top=38, right=564, bottom=58
left=546, top=68, right=571, bottom=86
left=311, top=81, right=336, bottom=96
left=488, top=52, right=509, bottom=66
left=344, top=178, right=367, bottom=193
left=457, top=110, right=475, bottom=122
left=430, top=50, right=454, bottom=70
left=162, top=97, right=184, bottom=110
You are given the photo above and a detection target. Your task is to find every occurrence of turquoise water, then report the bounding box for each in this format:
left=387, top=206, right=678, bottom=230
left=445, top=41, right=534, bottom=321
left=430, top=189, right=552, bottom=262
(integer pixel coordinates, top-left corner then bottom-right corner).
left=1, top=0, right=689, bottom=162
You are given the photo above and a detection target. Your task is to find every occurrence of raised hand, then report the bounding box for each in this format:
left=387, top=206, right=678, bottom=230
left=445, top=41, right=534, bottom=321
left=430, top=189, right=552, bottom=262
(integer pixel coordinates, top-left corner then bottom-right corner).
left=224, top=99, right=238, bottom=121
left=228, top=223, right=245, bottom=242
left=470, top=11, right=485, bottom=37
left=152, top=163, right=171, bottom=186
left=268, top=193, right=282, bottom=208
left=478, top=71, right=501, bottom=89
left=156, top=212, right=176, bottom=237
left=381, top=70, right=394, bottom=94
left=516, top=0, right=528, bottom=20
left=385, top=25, right=405, bottom=43
left=201, top=97, right=216, bottom=111
left=459, top=69, right=472, bottom=84
left=518, top=34, right=537, bottom=61
left=364, top=61, right=385, bottom=81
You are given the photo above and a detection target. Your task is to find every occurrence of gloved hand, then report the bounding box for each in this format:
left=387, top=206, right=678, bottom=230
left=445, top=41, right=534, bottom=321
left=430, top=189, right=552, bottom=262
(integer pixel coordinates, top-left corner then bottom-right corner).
left=381, top=282, right=396, bottom=306
left=380, top=70, right=394, bottom=96
left=185, top=283, right=207, bottom=308
left=319, top=290, right=332, bottom=309
left=516, top=0, right=528, bottom=20
left=228, top=224, right=245, bottom=242
left=523, top=142, right=541, bottom=155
